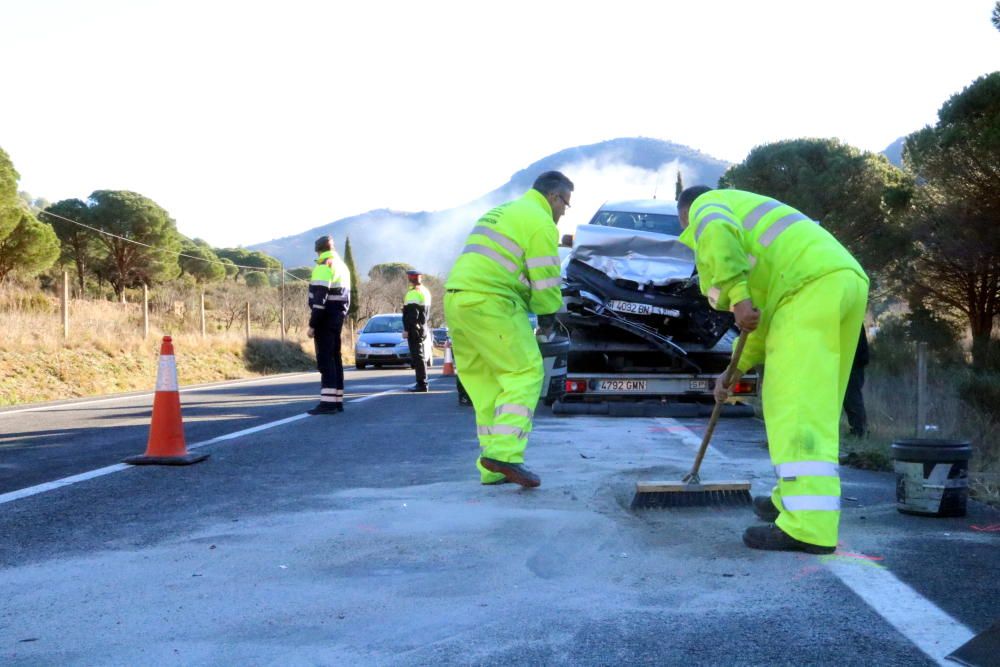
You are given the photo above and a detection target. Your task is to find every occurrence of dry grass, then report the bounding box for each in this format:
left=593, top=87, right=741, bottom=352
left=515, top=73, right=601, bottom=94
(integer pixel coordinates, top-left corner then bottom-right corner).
left=842, top=363, right=1000, bottom=507
left=0, top=287, right=355, bottom=405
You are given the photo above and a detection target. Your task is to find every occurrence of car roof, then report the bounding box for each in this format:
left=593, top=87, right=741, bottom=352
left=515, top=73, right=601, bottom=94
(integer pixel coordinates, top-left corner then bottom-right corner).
left=596, top=199, right=679, bottom=215
left=370, top=313, right=401, bottom=319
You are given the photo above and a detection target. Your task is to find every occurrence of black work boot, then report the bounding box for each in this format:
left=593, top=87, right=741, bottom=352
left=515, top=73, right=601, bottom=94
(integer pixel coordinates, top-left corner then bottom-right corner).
left=742, top=524, right=835, bottom=554
left=407, top=384, right=429, bottom=393
left=479, top=457, right=541, bottom=488
left=753, top=495, right=779, bottom=522
left=307, top=402, right=340, bottom=415
left=481, top=477, right=512, bottom=486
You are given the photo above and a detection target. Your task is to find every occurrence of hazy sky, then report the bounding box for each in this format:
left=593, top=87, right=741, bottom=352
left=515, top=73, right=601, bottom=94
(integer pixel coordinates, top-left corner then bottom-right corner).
left=2, top=0, right=998, bottom=247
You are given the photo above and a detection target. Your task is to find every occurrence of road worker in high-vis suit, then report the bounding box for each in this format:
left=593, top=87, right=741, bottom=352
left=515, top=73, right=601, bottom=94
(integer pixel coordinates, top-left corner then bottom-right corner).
left=444, top=171, right=571, bottom=488
left=677, top=186, right=868, bottom=554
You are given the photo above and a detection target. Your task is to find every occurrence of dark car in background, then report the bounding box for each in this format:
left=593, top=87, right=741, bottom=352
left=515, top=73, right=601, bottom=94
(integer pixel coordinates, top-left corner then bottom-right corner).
left=432, top=327, right=450, bottom=349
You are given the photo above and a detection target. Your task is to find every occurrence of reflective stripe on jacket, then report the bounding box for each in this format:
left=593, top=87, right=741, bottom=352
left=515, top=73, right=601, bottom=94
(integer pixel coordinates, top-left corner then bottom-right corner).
left=309, top=250, right=352, bottom=327
left=445, top=189, right=562, bottom=315
left=679, top=189, right=867, bottom=371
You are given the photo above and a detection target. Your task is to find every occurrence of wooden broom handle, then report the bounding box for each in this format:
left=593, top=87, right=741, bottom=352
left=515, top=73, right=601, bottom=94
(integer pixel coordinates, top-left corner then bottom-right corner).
left=684, top=330, right=749, bottom=482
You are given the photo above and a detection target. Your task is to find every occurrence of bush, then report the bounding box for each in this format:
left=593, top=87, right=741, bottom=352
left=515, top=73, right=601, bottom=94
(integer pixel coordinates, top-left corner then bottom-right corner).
left=958, top=370, right=1000, bottom=423
left=870, top=312, right=964, bottom=375
left=243, top=337, right=314, bottom=373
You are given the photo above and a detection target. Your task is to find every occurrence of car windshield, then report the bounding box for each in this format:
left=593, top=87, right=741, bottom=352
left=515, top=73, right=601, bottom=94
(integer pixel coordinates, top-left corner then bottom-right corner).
left=364, top=317, right=404, bottom=334
left=589, top=211, right=682, bottom=236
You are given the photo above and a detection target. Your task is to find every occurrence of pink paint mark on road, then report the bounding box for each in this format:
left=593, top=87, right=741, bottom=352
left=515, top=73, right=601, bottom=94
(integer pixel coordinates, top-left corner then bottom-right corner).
left=970, top=523, right=1000, bottom=532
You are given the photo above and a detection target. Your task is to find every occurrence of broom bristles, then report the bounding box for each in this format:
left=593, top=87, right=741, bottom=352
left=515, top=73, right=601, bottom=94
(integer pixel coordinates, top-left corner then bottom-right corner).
left=630, top=481, right=753, bottom=509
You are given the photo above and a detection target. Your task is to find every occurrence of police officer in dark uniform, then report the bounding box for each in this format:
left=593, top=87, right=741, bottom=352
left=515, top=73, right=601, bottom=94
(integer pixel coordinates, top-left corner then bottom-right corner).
left=402, top=270, right=431, bottom=392
left=307, top=235, right=351, bottom=415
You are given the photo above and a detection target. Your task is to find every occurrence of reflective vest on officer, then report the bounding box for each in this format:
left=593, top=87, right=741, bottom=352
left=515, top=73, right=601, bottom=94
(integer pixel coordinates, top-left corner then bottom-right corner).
left=403, top=284, right=431, bottom=330
left=308, top=250, right=351, bottom=327
left=680, top=189, right=867, bottom=371
left=445, top=189, right=562, bottom=315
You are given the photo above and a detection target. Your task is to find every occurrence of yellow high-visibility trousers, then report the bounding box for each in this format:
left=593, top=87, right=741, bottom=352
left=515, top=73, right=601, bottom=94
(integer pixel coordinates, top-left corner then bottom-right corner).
left=444, top=291, right=543, bottom=483
left=764, top=269, right=868, bottom=548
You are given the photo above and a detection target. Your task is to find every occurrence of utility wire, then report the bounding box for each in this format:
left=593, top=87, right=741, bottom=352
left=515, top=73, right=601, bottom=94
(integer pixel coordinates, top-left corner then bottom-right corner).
left=38, top=208, right=308, bottom=284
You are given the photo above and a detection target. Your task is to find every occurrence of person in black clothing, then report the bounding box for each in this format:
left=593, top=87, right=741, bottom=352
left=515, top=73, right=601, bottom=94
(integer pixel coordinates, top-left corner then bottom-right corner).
left=402, top=270, right=431, bottom=392
left=843, top=327, right=869, bottom=437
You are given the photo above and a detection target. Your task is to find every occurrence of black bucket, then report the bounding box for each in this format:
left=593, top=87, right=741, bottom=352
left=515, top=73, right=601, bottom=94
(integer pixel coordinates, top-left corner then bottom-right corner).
left=538, top=335, right=570, bottom=405
left=891, top=439, right=972, bottom=517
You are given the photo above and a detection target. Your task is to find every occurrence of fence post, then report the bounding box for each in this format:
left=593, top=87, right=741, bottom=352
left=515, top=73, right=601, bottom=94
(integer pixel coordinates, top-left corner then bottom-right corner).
left=245, top=301, right=251, bottom=340
left=280, top=263, right=286, bottom=341
left=200, top=290, right=206, bottom=338
left=62, top=270, right=69, bottom=340
left=916, top=342, right=928, bottom=437
left=142, top=284, right=149, bottom=338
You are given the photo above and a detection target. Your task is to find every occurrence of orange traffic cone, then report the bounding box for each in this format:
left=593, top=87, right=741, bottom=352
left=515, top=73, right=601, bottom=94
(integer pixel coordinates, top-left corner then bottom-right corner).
left=124, top=336, right=209, bottom=466
left=442, top=340, right=455, bottom=376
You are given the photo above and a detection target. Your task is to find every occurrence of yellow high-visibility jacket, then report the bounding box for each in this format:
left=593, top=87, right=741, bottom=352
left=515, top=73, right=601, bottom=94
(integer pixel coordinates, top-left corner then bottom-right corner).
left=308, top=250, right=351, bottom=328
left=445, top=189, right=562, bottom=315
left=680, top=189, right=867, bottom=372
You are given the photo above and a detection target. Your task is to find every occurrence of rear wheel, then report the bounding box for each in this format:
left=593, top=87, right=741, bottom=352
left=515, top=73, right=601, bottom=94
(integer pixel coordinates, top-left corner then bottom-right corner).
left=356, top=362, right=367, bottom=370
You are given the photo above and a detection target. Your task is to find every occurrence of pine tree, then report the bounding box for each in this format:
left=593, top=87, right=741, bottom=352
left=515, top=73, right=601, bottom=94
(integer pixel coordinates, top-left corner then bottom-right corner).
left=343, top=236, right=360, bottom=322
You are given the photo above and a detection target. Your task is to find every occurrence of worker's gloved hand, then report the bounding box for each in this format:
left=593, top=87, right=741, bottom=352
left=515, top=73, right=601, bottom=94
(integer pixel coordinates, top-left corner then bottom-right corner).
left=536, top=314, right=556, bottom=337
left=733, top=299, right=760, bottom=332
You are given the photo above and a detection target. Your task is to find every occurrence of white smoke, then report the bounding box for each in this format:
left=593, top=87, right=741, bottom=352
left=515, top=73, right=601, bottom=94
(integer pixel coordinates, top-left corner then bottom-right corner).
left=341, top=155, right=715, bottom=279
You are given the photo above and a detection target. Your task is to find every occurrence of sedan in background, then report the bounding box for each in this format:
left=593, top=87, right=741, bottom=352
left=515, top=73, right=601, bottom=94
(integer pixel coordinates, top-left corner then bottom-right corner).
left=355, top=313, right=433, bottom=370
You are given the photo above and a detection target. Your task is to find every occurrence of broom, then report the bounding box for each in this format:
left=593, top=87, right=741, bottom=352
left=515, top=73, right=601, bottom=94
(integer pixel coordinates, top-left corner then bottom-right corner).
left=631, top=330, right=753, bottom=509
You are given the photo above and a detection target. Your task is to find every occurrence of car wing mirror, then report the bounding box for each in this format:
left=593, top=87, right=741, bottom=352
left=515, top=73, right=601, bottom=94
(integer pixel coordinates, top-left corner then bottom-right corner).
left=560, top=234, right=574, bottom=248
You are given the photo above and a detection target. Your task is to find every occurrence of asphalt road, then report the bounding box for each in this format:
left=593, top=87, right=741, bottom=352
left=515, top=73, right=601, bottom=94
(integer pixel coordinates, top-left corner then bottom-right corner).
left=1, top=369, right=998, bottom=666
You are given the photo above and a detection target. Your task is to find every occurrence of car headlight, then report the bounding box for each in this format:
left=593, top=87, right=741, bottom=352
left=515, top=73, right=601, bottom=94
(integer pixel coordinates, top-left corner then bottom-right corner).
left=356, top=341, right=369, bottom=349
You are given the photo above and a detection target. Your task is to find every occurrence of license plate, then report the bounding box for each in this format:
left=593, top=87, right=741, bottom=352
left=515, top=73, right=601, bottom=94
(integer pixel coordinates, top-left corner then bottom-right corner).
left=606, top=300, right=678, bottom=317
left=598, top=380, right=648, bottom=392
left=369, top=349, right=393, bottom=355
left=689, top=380, right=710, bottom=391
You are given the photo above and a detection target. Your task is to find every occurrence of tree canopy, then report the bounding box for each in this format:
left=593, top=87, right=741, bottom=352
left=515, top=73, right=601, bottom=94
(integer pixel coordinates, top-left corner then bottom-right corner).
left=0, top=210, right=60, bottom=283
left=44, top=198, right=98, bottom=293
left=179, top=238, right=227, bottom=284
left=0, top=147, right=23, bottom=243
left=87, top=190, right=182, bottom=299
left=719, top=138, right=912, bottom=270
left=901, top=72, right=1000, bottom=365
left=368, top=262, right=414, bottom=281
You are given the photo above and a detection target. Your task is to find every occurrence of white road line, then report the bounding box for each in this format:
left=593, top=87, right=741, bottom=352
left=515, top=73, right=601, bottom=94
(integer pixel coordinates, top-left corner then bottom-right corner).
left=0, top=464, right=130, bottom=505
left=823, top=557, right=974, bottom=665
left=0, top=381, right=436, bottom=506
left=0, top=373, right=316, bottom=416
left=658, top=417, right=730, bottom=459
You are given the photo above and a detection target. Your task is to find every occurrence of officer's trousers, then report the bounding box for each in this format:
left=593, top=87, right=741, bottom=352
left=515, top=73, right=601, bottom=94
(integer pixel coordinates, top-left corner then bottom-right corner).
left=407, top=325, right=427, bottom=387
left=444, top=291, right=543, bottom=484
left=314, top=313, right=345, bottom=407
left=764, top=270, right=868, bottom=548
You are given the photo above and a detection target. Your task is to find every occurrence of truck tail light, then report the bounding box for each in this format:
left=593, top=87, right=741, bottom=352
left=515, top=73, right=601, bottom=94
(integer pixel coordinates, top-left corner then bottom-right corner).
left=565, top=379, right=587, bottom=393
left=732, top=380, right=756, bottom=395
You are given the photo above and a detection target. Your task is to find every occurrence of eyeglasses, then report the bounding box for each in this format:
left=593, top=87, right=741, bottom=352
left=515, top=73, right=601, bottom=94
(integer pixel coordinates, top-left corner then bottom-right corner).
left=557, top=194, right=571, bottom=208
